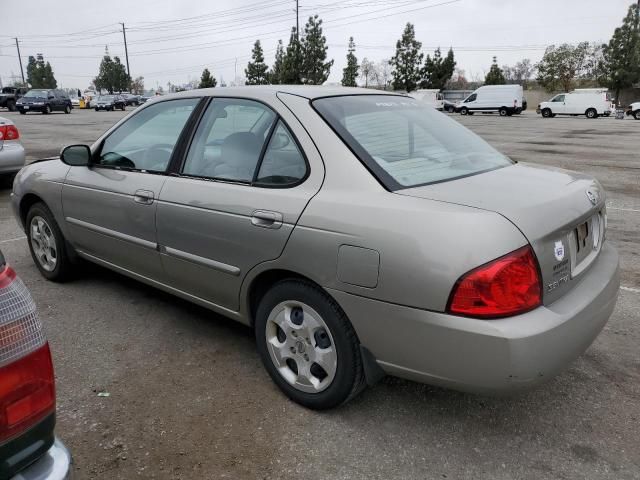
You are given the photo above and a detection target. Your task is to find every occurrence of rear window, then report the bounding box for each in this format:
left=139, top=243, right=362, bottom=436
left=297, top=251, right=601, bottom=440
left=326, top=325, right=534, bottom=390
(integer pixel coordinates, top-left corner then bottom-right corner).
left=313, top=95, right=512, bottom=189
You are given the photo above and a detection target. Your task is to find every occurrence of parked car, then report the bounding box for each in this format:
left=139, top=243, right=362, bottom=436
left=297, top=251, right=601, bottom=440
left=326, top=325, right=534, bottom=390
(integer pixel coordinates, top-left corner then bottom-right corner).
left=537, top=91, right=612, bottom=118
left=16, top=89, right=72, bottom=115
left=121, top=94, right=141, bottom=106
left=0, top=116, right=25, bottom=178
left=11, top=87, right=620, bottom=409
left=70, top=97, right=80, bottom=107
left=94, top=95, right=126, bottom=111
left=0, top=87, right=28, bottom=112
left=442, top=99, right=457, bottom=113
left=625, top=101, right=640, bottom=119
left=0, top=248, right=72, bottom=479
left=455, top=84, right=526, bottom=116
left=411, top=89, right=444, bottom=110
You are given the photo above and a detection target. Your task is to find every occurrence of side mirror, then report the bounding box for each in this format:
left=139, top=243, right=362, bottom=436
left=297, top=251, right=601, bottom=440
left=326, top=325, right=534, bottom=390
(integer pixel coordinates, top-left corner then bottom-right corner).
left=60, top=145, right=91, bottom=166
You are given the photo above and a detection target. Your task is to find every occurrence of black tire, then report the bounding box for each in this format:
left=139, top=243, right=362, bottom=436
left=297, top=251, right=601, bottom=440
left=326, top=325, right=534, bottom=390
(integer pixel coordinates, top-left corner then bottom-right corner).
left=26, top=202, right=74, bottom=282
left=95, top=107, right=99, bottom=112
left=460, top=107, right=468, bottom=115
left=64, top=104, right=71, bottom=114
left=447, top=106, right=454, bottom=113
left=19, top=110, right=26, bottom=115
left=541, top=108, right=552, bottom=118
left=634, top=110, right=640, bottom=120
left=43, top=104, right=51, bottom=114
left=121, top=104, right=126, bottom=111
left=499, top=107, right=508, bottom=116
left=255, top=279, right=366, bottom=409
left=7, top=100, right=16, bottom=112
left=586, top=108, right=598, bottom=119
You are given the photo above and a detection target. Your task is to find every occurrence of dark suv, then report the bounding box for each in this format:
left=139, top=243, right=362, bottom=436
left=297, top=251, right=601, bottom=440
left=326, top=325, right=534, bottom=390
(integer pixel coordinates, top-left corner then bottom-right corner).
left=0, top=87, right=28, bottom=112
left=16, top=89, right=72, bottom=115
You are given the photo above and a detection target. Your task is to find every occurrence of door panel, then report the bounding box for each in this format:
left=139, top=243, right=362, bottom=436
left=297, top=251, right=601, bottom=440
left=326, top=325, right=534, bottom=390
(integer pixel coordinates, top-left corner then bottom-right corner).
left=63, top=169, right=167, bottom=280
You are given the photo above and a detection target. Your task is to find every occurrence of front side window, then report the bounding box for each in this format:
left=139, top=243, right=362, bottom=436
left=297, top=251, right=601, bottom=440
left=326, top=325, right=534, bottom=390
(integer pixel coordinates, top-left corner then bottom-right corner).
left=464, top=93, right=477, bottom=103
left=552, top=95, right=565, bottom=102
left=97, top=98, right=199, bottom=171
left=313, top=95, right=512, bottom=189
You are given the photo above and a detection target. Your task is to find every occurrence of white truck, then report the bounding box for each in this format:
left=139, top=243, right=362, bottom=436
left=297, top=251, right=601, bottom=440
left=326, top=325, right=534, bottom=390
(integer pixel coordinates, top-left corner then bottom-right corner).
left=411, top=89, right=444, bottom=110
left=537, top=90, right=612, bottom=119
left=455, top=84, right=525, bottom=116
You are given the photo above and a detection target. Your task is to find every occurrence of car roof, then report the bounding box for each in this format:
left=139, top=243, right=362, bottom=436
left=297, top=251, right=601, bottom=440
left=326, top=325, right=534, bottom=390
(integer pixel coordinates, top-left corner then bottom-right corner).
left=163, top=85, right=409, bottom=101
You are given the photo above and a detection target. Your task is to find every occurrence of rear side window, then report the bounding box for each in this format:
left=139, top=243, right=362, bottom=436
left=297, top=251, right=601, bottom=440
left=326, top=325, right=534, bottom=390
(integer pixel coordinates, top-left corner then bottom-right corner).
left=98, top=98, right=199, bottom=172
left=313, top=95, right=512, bottom=190
left=182, top=98, right=307, bottom=186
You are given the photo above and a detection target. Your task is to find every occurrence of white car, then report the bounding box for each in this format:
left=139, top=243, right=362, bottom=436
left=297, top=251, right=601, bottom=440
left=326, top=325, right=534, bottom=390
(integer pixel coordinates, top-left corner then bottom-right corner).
left=626, top=101, right=640, bottom=119
left=0, top=116, right=25, bottom=177
left=70, top=97, right=80, bottom=107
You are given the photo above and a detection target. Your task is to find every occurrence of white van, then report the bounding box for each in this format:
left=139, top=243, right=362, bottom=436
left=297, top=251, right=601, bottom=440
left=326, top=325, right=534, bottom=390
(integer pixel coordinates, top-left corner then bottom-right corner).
left=537, top=91, right=612, bottom=119
left=455, top=84, right=525, bottom=116
left=411, top=89, right=444, bottom=110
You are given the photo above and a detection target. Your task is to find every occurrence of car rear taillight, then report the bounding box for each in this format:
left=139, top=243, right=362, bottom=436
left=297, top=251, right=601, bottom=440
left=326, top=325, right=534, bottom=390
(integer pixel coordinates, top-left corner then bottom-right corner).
left=0, top=124, right=20, bottom=141
left=0, top=264, right=54, bottom=443
left=447, top=246, right=542, bottom=319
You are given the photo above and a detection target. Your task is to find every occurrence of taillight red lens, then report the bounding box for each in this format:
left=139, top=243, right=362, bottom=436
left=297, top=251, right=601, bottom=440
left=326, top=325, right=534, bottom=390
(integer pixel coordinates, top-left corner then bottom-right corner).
left=0, top=124, right=20, bottom=141
left=0, top=344, right=55, bottom=442
left=447, top=246, right=542, bottom=318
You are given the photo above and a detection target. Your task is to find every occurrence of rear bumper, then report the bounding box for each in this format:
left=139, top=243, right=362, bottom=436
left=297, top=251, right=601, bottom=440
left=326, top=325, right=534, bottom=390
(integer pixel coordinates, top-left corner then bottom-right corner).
left=329, top=242, right=619, bottom=393
left=10, top=438, right=72, bottom=480
left=0, top=142, right=26, bottom=174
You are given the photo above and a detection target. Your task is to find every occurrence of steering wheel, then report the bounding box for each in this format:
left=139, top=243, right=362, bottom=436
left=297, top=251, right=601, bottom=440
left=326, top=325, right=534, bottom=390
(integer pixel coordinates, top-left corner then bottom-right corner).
left=142, top=144, right=174, bottom=171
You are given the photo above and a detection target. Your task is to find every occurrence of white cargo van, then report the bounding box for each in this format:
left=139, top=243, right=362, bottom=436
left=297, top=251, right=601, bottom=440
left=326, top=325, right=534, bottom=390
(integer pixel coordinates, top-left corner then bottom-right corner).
left=537, top=91, right=612, bottom=118
left=455, top=84, right=525, bottom=116
left=411, top=89, right=444, bottom=110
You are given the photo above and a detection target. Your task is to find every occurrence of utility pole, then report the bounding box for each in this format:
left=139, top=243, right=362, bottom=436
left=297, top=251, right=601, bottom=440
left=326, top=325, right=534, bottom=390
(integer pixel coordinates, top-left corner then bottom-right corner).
left=14, top=38, right=25, bottom=86
left=120, top=22, right=131, bottom=89
left=295, top=0, right=299, bottom=41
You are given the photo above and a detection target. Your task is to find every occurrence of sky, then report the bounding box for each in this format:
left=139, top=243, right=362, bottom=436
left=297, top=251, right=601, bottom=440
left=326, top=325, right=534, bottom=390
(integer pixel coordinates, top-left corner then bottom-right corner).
left=0, top=0, right=635, bottom=91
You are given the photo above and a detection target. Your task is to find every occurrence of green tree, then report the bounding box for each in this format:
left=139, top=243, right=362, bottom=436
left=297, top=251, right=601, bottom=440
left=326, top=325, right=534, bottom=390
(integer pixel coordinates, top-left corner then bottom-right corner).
left=603, top=4, right=640, bottom=101
left=390, top=23, right=423, bottom=92
left=199, top=68, right=217, bottom=88
left=245, top=40, right=269, bottom=85
left=341, top=37, right=359, bottom=87
left=535, top=43, right=590, bottom=92
left=268, top=40, right=285, bottom=84
left=26, top=54, right=58, bottom=88
left=420, top=47, right=456, bottom=89
left=94, top=55, right=129, bottom=93
left=484, top=56, right=506, bottom=85
left=301, top=15, right=333, bottom=84
left=281, top=27, right=302, bottom=84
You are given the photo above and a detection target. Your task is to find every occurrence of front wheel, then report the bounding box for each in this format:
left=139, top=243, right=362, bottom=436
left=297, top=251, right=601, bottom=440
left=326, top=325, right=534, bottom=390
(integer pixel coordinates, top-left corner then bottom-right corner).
left=7, top=101, right=16, bottom=112
left=541, top=108, right=552, bottom=118
left=19, top=110, right=26, bottom=115
left=64, top=104, right=71, bottom=114
left=460, top=107, right=468, bottom=115
left=255, top=280, right=366, bottom=409
left=26, top=203, right=74, bottom=281
left=634, top=110, right=640, bottom=120
left=43, top=104, right=51, bottom=114
left=586, top=108, right=598, bottom=119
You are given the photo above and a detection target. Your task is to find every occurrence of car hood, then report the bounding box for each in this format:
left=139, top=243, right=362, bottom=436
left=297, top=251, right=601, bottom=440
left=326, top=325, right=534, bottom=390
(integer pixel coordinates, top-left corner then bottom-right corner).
left=397, top=162, right=606, bottom=304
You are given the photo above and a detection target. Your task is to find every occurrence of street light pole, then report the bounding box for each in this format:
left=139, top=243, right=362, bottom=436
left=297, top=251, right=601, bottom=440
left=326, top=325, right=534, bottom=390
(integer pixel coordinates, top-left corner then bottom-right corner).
left=14, top=38, right=25, bottom=86
left=120, top=22, right=131, bottom=90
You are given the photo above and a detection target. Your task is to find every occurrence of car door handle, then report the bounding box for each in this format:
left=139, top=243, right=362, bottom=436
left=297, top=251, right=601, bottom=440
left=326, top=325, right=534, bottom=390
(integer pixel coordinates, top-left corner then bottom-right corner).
left=251, top=210, right=283, bottom=229
left=133, top=189, right=155, bottom=205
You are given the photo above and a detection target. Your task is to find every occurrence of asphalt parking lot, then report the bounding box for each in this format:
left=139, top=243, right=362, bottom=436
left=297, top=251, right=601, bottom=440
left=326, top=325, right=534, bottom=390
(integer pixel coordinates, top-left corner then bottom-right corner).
left=0, top=108, right=638, bottom=479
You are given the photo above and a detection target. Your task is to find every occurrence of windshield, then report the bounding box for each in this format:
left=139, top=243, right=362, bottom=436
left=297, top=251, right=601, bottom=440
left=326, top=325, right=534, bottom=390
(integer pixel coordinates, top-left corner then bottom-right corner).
left=98, top=96, right=114, bottom=101
left=313, top=95, right=512, bottom=189
left=25, top=90, right=49, bottom=98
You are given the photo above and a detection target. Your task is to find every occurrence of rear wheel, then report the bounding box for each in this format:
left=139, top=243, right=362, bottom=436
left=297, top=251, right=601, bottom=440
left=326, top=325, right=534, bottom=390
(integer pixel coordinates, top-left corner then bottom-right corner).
left=634, top=110, right=640, bottom=120
left=7, top=100, right=16, bottom=112
left=541, top=108, right=552, bottom=118
left=26, top=203, right=73, bottom=282
left=95, top=107, right=99, bottom=112
left=586, top=108, right=598, bottom=119
left=19, top=110, right=26, bottom=115
left=255, top=280, right=365, bottom=409
left=499, top=107, right=508, bottom=116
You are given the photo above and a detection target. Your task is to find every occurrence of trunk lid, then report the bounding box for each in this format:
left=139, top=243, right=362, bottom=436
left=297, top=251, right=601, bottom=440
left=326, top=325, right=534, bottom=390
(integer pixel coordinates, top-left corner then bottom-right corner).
left=398, top=163, right=606, bottom=304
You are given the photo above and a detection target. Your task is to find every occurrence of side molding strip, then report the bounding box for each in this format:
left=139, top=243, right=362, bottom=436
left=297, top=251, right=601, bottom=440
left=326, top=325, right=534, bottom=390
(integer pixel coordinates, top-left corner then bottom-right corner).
left=163, top=246, right=241, bottom=276
left=65, top=217, right=157, bottom=250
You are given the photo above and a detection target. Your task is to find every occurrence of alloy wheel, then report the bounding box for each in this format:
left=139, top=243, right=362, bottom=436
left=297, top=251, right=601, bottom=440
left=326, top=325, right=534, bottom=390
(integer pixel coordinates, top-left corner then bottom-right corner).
left=265, top=301, right=337, bottom=393
left=29, top=216, right=57, bottom=272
